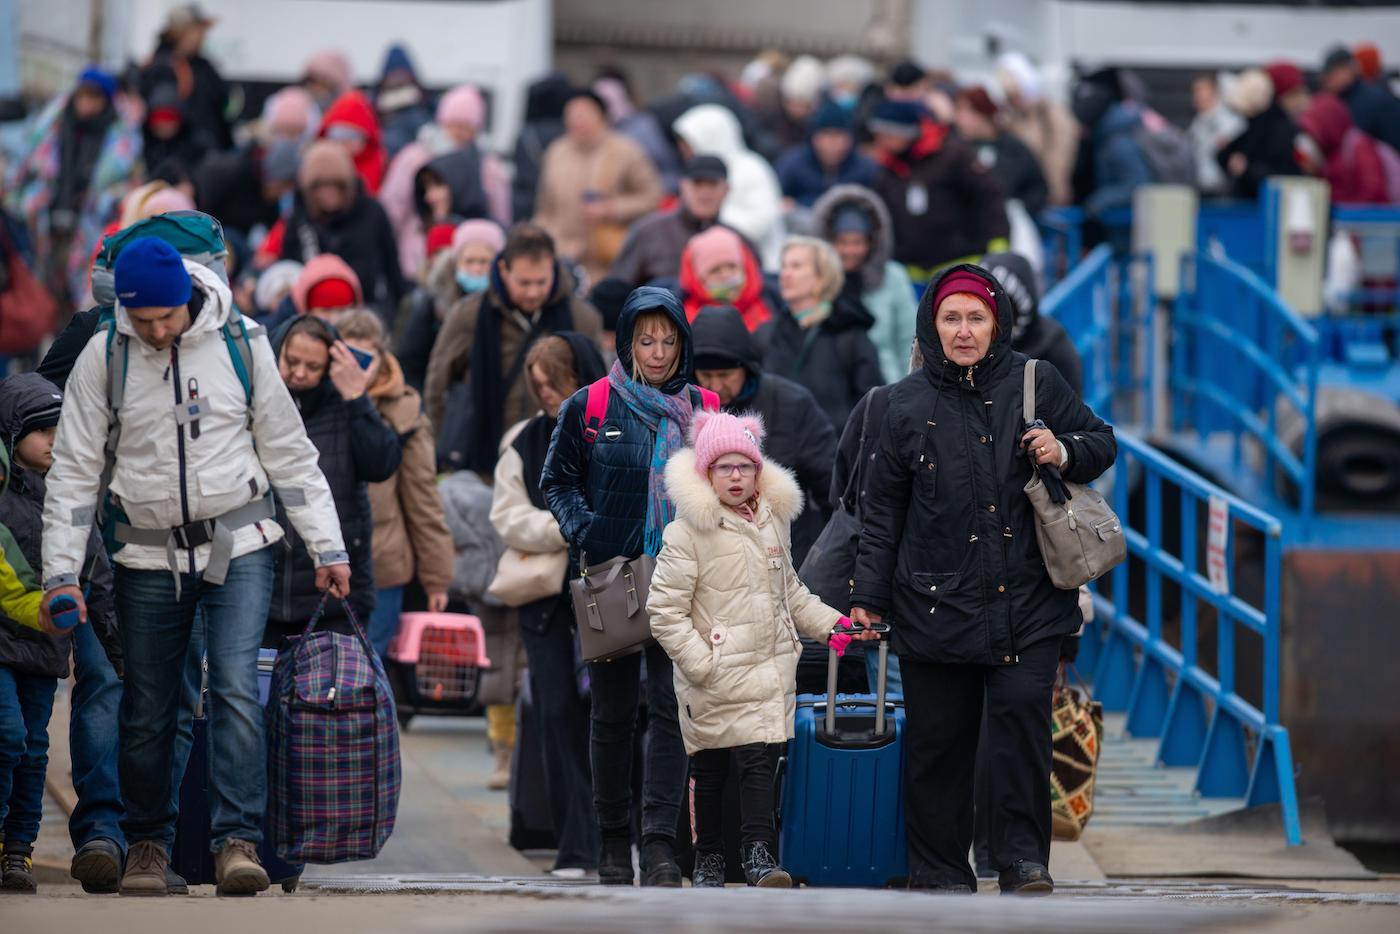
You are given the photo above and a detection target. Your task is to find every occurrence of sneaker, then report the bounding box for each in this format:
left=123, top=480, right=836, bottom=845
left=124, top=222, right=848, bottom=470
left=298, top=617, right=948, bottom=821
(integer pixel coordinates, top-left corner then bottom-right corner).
left=692, top=851, right=726, bottom=888
left=741, top=842, right=791, bottom=888
left=1, top=850, right=37, bottom=893
left=598, top=834, right=634, bottom=886
left=639, top=839, right=682, bottom=888
left=214, top=839, right=270, bottom=896
left=998, top=859, right=1054, bottom=896
left=71, top=838, right=123, bottom=894
left=549, top=867, right=588, bottom=880
left=119, top=840, right=169, bottom=897
left=166, top=865, right=189, bottom=895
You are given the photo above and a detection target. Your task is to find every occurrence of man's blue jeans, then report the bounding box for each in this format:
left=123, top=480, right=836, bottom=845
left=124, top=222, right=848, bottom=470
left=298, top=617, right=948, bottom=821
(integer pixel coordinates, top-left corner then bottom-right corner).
left=68, top=620, right=125, bottom=851
left=865, top=646, right=904, bottom=699
left=116, top=548, right=274, bottom=851
left=0, top=666, right=57, bottom=848
left=368, top=585, right=405, bottom=657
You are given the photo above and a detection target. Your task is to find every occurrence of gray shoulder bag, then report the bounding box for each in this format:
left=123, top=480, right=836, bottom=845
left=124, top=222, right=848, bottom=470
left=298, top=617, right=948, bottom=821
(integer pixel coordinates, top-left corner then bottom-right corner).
left=1022, top=360, right=1126, bottom=589
left=570, top=552, right=656, bottom=663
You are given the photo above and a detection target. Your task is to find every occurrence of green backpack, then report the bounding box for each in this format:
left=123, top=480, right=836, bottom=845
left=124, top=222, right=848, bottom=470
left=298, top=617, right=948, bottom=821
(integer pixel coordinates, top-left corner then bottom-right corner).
left=91, top=210, right=263, bottom=552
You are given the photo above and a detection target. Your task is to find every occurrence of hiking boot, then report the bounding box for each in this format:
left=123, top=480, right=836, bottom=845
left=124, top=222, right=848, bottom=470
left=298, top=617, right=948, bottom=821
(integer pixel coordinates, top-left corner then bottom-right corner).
left=639, top=839, right=682, bottom=888
left=998, top=859, right=1054, bottom=896
left=71, top=838, right=123, bottom=894
left=119, top=840, right=169, bottom=897
left=692, top=851, right=726, bottom=888
left=1, top=850, right=37, bottom=893
left=741, top=841, right=791, bottom=888
left=166, top=865, right=189, bottom=895
left=214, top=839, right=269, bottom=896
left=598, top=834, right=634, bottom=886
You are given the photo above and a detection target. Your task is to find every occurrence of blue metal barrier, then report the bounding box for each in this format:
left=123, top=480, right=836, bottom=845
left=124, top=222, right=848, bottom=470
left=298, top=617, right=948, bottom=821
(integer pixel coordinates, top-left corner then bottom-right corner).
left=1083, top=432, right=1304, bottom=846
left=1171, top=252, right=1321, bottom=522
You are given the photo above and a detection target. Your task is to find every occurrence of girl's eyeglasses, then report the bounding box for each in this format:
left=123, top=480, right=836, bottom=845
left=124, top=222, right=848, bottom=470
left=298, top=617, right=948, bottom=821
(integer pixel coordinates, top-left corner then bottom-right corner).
left=710, top=463, right=757, bottom=478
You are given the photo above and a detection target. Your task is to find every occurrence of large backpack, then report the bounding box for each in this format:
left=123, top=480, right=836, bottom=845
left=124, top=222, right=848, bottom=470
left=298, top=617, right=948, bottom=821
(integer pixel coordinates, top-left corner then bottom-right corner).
left=1133, top=110, right=1197, bottom=187
left=91, top=211, right=262, bottom=551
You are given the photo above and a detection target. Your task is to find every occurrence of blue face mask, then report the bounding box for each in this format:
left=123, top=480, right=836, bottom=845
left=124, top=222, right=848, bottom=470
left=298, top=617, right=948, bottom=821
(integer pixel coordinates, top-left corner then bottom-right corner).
left=456, top=270, right=489, bottom=294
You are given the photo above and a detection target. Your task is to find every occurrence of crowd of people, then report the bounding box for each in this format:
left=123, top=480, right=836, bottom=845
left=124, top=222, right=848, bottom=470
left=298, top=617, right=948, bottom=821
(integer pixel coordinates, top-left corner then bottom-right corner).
left=0, top=1, right=1392, bottom=898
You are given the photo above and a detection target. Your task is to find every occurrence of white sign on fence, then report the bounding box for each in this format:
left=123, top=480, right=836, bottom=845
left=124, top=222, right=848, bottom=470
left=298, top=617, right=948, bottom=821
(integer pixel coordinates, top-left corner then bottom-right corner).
left=1206, top=495, right=1231, bottom=596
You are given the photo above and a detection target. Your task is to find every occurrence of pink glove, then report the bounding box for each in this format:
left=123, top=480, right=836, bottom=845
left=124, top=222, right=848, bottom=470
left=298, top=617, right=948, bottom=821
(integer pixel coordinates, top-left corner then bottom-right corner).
left=830, top=616, right=854, bottom=657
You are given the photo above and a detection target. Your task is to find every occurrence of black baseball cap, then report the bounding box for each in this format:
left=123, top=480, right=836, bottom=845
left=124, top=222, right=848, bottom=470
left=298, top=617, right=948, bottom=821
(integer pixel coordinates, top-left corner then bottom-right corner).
left=684, top=155, right=728, bottom=182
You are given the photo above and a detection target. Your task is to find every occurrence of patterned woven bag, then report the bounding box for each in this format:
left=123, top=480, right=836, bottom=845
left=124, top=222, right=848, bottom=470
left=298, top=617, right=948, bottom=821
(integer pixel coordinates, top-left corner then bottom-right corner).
left=267, top=595, right=401, bottom=863
left=1049, top=666, right=1104, bottom=841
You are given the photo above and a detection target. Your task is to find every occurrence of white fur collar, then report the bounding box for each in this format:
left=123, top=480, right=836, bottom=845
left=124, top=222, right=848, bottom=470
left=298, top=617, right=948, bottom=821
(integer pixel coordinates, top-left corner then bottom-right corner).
left=665, top=448, right=803, bottom=528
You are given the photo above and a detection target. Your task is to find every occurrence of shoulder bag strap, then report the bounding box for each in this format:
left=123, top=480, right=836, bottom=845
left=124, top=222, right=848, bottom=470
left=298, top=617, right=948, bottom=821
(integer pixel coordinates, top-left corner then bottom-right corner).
left=695, top=386, right=720, bottom=412
left=1023, top=358, right=1037, bottom=425
left=582, top=375, right=610, bottom=444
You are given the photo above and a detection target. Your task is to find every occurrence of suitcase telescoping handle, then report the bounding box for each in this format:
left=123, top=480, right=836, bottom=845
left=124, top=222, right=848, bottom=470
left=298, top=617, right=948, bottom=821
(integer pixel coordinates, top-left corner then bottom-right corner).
left=825, top=621, right=892, bottom=736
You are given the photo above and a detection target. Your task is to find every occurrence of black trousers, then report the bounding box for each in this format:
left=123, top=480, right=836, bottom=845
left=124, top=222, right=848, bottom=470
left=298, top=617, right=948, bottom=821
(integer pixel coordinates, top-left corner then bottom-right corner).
left=689, top=743, right=782, bottom=853
left=901, top=637, right=1059, bottom=889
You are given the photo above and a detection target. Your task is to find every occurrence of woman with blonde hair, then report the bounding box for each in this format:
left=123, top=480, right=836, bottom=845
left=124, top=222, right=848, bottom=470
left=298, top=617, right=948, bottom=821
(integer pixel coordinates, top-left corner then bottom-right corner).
left=540, top=286, right=718, bottom=888
left=759, top=235, right=883, bottom=428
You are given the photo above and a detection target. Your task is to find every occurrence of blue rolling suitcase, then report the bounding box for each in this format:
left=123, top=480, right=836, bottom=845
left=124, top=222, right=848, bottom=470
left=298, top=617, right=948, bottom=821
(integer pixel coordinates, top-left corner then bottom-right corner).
left=170, top=649, right=303, bottom=891
left=779, top=630, right=907, bottom=888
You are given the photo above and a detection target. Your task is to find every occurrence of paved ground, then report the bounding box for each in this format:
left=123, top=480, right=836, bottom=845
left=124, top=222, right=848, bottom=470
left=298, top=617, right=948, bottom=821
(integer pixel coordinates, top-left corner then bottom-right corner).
left=19, top=704, right=1400, bottom=933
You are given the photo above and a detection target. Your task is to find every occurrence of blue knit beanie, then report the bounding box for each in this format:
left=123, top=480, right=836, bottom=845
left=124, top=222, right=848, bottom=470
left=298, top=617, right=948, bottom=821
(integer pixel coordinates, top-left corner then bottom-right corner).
left=114, top=237, right=193, bottom=309
left=809, top=99, right=853, bottom=133
left=77, top=66, right=117, bottom=102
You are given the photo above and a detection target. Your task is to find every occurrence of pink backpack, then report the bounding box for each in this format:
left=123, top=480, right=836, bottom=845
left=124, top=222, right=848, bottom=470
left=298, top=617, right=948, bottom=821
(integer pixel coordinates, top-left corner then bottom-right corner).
left=581, top=377, right=720, bottom=444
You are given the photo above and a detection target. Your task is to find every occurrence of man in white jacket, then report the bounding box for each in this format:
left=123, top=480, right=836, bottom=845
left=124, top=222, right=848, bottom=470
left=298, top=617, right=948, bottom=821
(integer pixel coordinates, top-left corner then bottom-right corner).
left=39, top=237, right=350, bottom=897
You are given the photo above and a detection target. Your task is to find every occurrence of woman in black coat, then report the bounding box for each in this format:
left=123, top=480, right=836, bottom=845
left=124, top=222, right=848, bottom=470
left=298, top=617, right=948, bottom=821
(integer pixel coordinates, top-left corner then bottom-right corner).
left=263, top=317, right=402, bottom=644
left=540, top=286, right=714, bottom=888
left=850, top=264, right=1115, bottom=895
left=758, top=235, right=884, bottom=430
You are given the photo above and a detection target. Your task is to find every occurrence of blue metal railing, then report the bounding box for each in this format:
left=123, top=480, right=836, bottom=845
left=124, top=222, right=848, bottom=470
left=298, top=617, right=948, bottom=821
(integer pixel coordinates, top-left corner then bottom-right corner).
left=1172, top=252, right=1321, bottom=521
left=1079, top=433, right=1303, bottom=846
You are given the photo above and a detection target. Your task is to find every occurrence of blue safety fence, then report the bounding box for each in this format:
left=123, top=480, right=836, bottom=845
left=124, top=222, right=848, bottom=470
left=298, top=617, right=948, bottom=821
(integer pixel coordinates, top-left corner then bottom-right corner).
left=1172, top=252, right=1321, bottom=522
left=1075, top=433, right=1303, bottom=846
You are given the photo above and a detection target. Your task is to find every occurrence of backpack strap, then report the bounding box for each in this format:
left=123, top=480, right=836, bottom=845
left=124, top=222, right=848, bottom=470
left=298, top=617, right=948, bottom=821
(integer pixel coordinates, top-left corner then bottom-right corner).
left=696, top=386, right=721, bottom=412
left=1023, top=358, right=1037, bottom=424
left=96, top=315, right=127, bottom=513
left=221, top=305, right=261, bottom=413
left=582, top=376, right=610, bottom=444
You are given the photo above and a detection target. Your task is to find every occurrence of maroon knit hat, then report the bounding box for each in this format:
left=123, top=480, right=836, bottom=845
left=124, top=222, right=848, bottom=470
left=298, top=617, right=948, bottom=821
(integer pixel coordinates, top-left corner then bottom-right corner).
left=959, top=86, right=999, bottom=119
left=933, top=270, right=996, bottom=313
left=1265, top=61, right=1305, bottom=98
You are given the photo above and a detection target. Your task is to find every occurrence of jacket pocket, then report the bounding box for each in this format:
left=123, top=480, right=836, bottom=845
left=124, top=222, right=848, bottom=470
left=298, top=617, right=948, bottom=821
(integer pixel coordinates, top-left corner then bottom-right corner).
left=908, top=570, right=964, bottom=615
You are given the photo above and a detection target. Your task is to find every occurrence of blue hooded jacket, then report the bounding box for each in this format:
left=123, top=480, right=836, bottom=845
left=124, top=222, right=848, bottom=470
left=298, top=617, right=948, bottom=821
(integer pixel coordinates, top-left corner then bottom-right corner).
left=541, top=286, right=706, bottom=564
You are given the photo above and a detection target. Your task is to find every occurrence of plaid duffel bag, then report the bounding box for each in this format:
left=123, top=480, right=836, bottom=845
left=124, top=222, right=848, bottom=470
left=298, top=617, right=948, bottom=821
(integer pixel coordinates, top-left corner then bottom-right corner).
left=267, top=595, right=401, bottom=863
left=1049, top=666, right=1104, bottom=841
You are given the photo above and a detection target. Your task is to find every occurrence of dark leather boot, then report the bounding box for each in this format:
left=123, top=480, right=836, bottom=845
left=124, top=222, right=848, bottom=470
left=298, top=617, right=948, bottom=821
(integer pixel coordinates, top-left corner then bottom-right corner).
left=741, top=841, right=792, bottom=888
left=640, top=839, right=682, bottom=887
left=598, top=834, right=634, bottom=886
left=998, top=859, right=1054, bottom=895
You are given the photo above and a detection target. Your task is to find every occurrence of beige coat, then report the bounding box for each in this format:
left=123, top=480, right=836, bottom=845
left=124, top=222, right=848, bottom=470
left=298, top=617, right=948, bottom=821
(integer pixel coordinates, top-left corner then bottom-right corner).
left=1004, top=98, right=1080, bottom=207
left=648, top=449, right=841, bottom=755
left=532, top=130, right=662, bottom=282
left=489, top=419, right=568, bottom=554
left=366, top=354, right=455, bottom=592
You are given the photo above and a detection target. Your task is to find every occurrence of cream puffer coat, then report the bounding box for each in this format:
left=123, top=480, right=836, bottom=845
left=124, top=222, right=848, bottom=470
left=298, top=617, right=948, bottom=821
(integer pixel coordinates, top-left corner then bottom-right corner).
left=648, top=448, right=842, bottom=755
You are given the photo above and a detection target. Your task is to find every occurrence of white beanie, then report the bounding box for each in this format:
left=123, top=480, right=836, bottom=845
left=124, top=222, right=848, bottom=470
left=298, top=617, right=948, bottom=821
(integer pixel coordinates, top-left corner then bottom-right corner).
left=782, top=55, right=826, bottom=105
left=997, top=51, right=1042, bottom=104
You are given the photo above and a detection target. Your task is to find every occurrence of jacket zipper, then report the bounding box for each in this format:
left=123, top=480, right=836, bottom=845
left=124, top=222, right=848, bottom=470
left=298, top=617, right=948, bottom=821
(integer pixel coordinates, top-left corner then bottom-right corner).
left=171, top=346, right=194, bottom=575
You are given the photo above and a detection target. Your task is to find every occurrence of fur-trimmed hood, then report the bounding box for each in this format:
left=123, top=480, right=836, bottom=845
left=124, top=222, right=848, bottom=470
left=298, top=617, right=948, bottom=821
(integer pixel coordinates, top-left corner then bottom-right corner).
left=664, top=447, right=804, bottom=530
left=809, top=184, right=895, bottom=291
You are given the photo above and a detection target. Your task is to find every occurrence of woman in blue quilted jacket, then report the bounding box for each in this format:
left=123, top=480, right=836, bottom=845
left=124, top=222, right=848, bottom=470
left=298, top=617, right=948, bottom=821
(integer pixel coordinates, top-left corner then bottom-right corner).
left=541, top=286, right=712, bottom=888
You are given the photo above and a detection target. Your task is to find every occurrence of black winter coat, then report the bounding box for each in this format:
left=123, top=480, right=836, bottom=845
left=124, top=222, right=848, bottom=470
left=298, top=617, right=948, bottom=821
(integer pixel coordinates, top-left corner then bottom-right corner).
left=0, top=374, right=120, bottom=678
left=37, top=307, right=103, bottom=392
left=968, top=133, right=1049, bottom=217
left=542, top=287, right=709, bottom=565
left=139, top=46, right=232, bottom=161
left=280, top=187, right=409, bottom=321
left=266, top=325, right=403, bottom=628
left=757, top=297, right=884, bottom=431
left=194, top=147, right=281, bottom=238
left=1218, top=104, right=1301, bottom=200
left=851, top=263, right=1116, bottom=665
left=691, top=306, right=837, bottom=565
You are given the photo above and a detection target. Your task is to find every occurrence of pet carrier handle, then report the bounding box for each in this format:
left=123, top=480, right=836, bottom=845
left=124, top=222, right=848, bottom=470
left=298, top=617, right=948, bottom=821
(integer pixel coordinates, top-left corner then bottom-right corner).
left=824, top=621, right=892, bottom=735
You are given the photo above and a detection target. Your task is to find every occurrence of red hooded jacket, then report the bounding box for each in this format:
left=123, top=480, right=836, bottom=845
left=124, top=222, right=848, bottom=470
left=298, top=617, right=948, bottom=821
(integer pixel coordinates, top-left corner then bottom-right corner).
left=318, top=91, right=386, bottom=196
left=1300, top=93, right=1388, bottom=205
left=679, top=238, right=774, bottom=331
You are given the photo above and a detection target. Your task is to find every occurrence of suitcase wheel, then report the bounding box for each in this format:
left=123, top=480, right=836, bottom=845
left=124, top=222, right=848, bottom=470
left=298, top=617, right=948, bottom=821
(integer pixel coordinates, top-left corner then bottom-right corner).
left=282, top=876, right=300, bottom=894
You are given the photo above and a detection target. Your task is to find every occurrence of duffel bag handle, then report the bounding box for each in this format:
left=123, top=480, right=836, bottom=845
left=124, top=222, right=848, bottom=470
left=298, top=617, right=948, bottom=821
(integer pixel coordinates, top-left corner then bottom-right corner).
left=301, top=591, right=380, bottom=669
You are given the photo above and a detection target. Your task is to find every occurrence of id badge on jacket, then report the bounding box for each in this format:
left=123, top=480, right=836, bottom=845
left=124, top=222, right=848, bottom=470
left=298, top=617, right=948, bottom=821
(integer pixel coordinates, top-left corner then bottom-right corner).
left=906, top=183, right=929, bottom=216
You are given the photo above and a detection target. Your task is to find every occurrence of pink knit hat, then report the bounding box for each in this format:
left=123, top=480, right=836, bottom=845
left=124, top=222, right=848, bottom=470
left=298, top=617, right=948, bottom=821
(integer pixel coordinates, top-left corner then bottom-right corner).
left=437, top=85, right=485, bottom=129
left=451, top=219, right=506, bottom=255
left=265, top=87, right=319, bottom=137
left=690, top=410, right=765, bottom=477
left=687, top=226, right=744, bottom=280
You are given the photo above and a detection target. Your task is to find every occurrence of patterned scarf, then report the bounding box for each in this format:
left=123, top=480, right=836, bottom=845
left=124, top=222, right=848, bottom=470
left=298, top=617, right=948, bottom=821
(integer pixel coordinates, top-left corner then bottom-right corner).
left=606, top=359, right=695, bottom=556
